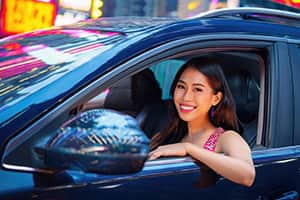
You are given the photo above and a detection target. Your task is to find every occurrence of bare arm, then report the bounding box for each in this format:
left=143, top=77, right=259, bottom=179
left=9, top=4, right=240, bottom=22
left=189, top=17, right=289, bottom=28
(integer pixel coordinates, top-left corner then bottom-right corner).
left=149, top=131, right=255, bottom=187
left=184, top=132, right=255, bottom=186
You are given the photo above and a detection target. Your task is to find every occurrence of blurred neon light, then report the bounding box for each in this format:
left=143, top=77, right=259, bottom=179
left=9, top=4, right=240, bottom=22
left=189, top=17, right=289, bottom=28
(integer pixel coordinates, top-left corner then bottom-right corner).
left=0, top=59, right=45, bottom=79
left=272, top=0, right=300, bottom=8
left=0, top=56, right=36, bottom=69
left=0, top=0, right=58, bottom=34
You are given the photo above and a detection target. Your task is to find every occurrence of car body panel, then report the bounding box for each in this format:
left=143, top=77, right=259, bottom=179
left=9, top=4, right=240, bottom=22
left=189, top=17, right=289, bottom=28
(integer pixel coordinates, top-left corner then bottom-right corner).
left=0, top=146, right=300, bottom=199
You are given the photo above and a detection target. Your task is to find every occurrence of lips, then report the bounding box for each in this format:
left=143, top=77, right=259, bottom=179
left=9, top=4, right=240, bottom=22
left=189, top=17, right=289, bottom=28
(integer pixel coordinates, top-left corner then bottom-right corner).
left=179, top=104, right=196, bottom=113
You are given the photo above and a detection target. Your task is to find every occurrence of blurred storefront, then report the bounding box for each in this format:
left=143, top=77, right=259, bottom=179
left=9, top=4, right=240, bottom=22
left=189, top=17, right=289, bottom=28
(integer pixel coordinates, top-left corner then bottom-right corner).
left=177, top=0, right=239, bottom=18
left=0, top=0, right=112, bottom=36
left=55, top=0, right=114, bottom=25
left=113, top=0, right=177, bottom=17
left=55, top=0, right=91, bottom=25
left=0, top=0, right=299, bottom=37
left=177, top=0, right=300, bottom=18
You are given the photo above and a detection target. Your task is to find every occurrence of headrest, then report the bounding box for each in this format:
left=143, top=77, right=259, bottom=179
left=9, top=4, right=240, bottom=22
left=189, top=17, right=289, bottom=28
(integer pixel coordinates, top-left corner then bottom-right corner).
left=104, top=69, right=162, bottom=116
left=218, top=56, right=260, bottom=124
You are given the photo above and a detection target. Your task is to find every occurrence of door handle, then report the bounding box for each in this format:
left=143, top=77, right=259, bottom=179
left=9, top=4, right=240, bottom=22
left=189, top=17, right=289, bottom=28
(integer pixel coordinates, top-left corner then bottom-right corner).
left=275, top=191, right=299, bottom=200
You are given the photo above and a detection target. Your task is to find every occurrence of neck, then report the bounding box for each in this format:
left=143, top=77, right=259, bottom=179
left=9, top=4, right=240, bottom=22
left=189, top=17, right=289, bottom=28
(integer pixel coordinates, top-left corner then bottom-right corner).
left=187, top=116, right=215, bottom=136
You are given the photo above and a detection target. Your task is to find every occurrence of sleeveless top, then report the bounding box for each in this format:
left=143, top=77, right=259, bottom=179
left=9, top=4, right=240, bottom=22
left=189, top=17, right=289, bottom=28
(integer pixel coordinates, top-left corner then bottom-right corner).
left=203, top=127, right=225, bottom=152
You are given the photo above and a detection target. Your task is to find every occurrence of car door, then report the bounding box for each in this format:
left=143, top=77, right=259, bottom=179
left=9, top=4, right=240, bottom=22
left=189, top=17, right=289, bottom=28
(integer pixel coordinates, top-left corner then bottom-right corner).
left=84, top=38, right=299, bottom=200
left=64, top=38, right=299, bottom=200
left=129, top=40, right=300, bottom=200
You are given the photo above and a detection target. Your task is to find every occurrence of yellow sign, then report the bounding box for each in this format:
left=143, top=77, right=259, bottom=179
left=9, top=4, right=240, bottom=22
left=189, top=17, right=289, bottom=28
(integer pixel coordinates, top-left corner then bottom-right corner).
left=90, top=0, right=104, bottom=19
left=1, top=0, right=58, bottom=34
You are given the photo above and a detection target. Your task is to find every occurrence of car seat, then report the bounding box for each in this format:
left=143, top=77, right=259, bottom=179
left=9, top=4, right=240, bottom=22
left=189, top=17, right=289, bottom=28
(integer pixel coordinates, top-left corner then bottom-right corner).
left=223, top=66, right=259, bottom=147
left=104, top=68, right=162, bottom=118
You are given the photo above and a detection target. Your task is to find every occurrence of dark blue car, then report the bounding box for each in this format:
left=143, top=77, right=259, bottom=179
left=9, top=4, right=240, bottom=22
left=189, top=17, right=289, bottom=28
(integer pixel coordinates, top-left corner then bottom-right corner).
left=0, top=7, right=300, bottom=200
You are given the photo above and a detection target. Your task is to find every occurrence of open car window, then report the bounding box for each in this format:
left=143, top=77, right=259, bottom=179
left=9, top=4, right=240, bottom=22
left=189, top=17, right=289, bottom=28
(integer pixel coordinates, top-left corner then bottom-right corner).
left=85, top=50, right=263, bottom=150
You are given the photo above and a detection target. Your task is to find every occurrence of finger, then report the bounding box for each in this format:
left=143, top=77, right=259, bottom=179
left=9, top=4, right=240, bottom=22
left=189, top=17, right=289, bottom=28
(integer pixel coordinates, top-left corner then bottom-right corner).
left=148, top=154, right=158, bottom=160
left=148, top=151, right=160, bottom=160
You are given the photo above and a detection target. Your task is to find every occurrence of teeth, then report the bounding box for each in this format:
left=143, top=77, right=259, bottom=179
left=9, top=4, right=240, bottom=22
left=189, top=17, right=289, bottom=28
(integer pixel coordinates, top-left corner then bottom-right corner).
left=180, top=105, right=195, bottom=110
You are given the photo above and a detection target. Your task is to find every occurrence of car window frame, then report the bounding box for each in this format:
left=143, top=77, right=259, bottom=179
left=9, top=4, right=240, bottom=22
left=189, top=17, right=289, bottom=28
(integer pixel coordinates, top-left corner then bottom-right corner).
left=288, top=43, right=300, bottom=145
left=264, top=41, right=294, bottom=148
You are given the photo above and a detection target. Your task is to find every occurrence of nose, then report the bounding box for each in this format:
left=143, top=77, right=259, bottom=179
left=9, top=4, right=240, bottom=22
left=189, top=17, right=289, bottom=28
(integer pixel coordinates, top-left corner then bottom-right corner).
left=183, top=88, right=193, bottom=101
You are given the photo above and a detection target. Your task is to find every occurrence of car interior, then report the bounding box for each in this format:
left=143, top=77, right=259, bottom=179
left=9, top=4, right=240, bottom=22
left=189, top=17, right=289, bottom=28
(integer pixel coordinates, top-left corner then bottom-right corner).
left=86, top=51, right=262, bottom=149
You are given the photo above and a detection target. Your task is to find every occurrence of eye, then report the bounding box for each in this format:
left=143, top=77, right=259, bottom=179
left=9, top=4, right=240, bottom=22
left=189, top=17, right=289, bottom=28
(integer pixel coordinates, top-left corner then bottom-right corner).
left=195, top=88, right=202, bottom=92
left=176, top=84, right=185, bottom=89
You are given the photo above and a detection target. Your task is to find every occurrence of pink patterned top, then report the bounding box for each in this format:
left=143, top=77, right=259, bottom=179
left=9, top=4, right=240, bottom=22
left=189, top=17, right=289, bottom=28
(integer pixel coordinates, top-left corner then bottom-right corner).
left=203, top=127, right=225, bottom=152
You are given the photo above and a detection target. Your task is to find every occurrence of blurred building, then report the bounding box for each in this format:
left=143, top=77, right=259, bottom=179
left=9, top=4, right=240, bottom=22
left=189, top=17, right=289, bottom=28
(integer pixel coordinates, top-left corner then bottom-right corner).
left=114, top=0, right=177, bottom=17
left=177, top=0, right=240, bottom=18
left=240, top=0, right=300, bottom=12
left=177, top=0, right=299, bottom=18
left=55, top=0, right=91, bottom=25
left=56, top=0, right=115, bottom=25
left=178, top=0, right=210, bottom=18
left=1, top=0, right=300, bottom=37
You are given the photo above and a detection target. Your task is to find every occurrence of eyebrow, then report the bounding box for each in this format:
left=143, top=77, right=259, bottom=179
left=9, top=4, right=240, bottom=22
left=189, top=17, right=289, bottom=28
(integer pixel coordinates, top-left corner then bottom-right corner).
left=178, top=80, right=205, bottom=87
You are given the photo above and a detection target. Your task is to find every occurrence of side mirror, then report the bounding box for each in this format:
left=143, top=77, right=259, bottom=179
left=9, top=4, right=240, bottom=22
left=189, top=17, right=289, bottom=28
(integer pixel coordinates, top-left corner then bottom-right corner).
left=35, top=109, right=149, bottom=174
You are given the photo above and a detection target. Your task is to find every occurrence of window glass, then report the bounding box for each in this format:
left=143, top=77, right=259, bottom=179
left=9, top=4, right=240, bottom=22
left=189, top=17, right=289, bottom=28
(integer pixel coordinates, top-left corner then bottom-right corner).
left=150, top=59, right=183, bottom=99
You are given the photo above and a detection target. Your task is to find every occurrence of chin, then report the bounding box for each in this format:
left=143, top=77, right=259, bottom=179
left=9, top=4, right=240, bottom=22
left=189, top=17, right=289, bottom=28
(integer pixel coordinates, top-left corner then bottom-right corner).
left=178, top=113, right=195, bottom=122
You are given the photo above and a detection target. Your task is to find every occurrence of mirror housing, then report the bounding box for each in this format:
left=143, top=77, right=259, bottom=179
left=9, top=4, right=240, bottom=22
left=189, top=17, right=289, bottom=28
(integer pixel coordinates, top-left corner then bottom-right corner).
left=35, top=109, right=149, bottom=174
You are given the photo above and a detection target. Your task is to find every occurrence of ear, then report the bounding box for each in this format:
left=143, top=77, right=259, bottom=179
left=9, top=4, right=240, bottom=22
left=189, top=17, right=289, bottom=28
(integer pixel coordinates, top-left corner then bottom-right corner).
left=212, top=91, right=223, bottom=106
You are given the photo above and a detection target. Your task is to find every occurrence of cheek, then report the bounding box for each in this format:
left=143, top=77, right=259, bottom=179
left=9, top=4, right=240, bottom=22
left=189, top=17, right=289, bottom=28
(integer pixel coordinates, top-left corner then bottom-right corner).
left=195, top=93, right=213, bottom=107
left=173, top=89, right=181, bottom=101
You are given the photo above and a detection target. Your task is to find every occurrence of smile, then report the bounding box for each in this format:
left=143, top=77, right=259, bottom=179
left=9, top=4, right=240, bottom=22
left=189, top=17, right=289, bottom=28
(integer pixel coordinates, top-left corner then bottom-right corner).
left=179, top=104, right=196, bottom=112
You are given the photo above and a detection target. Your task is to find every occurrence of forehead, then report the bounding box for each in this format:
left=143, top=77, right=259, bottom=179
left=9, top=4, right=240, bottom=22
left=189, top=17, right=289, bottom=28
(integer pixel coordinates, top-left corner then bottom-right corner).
left=179, top=67, right=210, bottom=86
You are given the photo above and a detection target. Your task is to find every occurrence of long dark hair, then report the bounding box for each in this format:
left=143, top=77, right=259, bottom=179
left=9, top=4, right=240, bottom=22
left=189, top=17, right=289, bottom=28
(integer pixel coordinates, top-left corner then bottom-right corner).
left=150, top=57, right=239, bottom=150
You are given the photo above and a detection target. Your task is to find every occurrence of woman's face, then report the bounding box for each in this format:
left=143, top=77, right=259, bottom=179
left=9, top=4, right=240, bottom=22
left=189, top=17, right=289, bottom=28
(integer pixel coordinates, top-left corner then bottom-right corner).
left=173, top=66, right=221, bottom=123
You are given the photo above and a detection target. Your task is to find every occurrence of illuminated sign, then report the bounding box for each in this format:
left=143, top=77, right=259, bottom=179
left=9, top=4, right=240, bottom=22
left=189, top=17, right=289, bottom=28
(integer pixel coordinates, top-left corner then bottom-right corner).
left=0, top=0, right=58, bottom=34
left=272, top=0, right=300, bottom=9
left=90, top=0, right=104, bottom=19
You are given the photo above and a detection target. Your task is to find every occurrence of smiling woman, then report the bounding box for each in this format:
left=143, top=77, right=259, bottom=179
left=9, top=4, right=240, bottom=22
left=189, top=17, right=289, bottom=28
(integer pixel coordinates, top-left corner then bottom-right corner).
left=148, top=57, right=255, bottom=187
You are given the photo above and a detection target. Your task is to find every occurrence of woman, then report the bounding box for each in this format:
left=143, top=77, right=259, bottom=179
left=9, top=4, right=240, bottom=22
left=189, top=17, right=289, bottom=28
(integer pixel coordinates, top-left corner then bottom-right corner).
left=148, top=57, right=255, bottom=187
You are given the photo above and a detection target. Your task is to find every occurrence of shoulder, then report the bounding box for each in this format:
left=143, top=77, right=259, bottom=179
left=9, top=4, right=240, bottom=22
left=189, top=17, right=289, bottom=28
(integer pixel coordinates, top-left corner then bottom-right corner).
left=220, top=130, right=242, bottom=139
left=218, top=130, right=250, bottom=154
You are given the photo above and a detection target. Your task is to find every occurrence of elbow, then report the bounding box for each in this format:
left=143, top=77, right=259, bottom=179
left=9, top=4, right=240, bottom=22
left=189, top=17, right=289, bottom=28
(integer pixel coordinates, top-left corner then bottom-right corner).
left=241, top=167, right=256, bottom=187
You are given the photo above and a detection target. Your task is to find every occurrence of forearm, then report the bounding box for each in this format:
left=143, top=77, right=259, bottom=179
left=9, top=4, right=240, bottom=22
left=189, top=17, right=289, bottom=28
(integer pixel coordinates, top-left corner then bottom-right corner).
left=184, top=143, right=255, bottom=187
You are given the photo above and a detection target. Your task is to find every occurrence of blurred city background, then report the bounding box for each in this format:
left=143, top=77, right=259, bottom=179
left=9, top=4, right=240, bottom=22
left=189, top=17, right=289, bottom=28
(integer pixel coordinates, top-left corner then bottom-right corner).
left=0, top=0, right=299, bottom=37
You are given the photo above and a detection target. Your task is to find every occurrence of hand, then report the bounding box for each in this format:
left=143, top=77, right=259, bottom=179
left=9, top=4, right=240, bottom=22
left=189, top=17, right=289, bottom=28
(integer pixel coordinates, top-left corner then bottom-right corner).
left=148, top=143, right=188, bottom=160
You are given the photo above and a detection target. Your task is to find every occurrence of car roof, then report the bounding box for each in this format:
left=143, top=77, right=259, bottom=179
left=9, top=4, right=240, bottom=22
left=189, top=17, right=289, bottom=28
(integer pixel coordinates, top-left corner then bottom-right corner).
left=1, top=7, right=300, bottom=150
left=64, top=16, right=180, bottom=33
